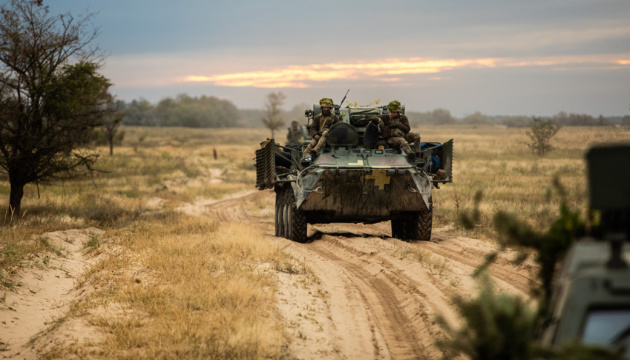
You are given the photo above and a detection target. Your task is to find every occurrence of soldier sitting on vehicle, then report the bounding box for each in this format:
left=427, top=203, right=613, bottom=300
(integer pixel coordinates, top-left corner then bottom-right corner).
left=371, top=100, right=420, bottom=161
left=286, top=120, right=306, bottom=146
left=301, top=98, right=341, bottom=158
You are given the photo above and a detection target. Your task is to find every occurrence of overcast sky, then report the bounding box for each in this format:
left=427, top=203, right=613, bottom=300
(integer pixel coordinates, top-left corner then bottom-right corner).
left=49, top=0, right=630, bottom=116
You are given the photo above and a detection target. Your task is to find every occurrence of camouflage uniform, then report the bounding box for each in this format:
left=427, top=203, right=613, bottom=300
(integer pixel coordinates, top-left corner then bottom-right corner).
left=379, top=114, right=420, bottom=154
left=376, top=101, right=420, bottom=156
left=286, top=121, right=306, bottom=146
left=302, top=98, right=341, bottom=156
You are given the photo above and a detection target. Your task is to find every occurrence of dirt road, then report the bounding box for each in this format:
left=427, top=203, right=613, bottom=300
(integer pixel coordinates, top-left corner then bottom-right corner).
left=1, top=189, right=535, bottom=359
left=204, top=190, right=537, bottom=360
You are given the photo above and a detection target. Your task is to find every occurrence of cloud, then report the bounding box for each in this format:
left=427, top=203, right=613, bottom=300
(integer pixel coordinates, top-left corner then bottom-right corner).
left=178, top=55, right=629, bottom=88
left=179, top=58, right=498, bottom=88
left=380, top=78, right=402, bottom=83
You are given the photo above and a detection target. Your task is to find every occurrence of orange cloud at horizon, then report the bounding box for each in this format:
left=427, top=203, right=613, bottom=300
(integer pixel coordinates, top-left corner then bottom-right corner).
left=179, top=56, right=629, bottom=88
left=380, top=77, right=401, bottom=82
left=179, top=58, right=496, bottom=88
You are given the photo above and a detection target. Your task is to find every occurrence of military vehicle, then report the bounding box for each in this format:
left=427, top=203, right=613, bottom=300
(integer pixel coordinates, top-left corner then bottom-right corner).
left=255, top=102, right=453, bottom=242
left=539, top=144, right=630, bottom=356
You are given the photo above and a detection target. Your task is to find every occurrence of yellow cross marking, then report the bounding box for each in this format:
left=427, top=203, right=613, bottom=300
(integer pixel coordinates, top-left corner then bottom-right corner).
left=348, top=159, right=364, bottom=166
left=365, top=169, right=390, bottom=190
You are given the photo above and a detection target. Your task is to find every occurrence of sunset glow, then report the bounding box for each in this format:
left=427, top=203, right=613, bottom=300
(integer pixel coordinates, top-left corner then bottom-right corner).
left=180, top=56, right=629, bottom=88
left=179, top=58, right=498, bottom=88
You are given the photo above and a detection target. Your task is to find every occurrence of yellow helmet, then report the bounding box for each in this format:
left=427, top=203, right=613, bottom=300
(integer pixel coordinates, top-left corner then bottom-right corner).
left=387, top=100, right=402, bottom=112
left=319, top=98, right=334, bottom=107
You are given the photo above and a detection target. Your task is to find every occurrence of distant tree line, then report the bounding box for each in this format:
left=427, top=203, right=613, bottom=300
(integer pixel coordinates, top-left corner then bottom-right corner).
left=120, top=94, right=309, bottom=129
left=407, top=109, right=629, bottom=127
left=121, top=94, right=239, bottom=128
left=118, top=95, right=629, bottom=129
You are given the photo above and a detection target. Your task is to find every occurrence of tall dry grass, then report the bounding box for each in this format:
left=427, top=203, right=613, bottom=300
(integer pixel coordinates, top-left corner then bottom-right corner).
left=44, top=215, right=292, bottom=359
left=420, top=125, right=630, bottom=239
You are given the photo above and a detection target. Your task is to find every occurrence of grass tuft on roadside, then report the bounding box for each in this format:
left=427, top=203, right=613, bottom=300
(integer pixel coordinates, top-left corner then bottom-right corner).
left=44, top=213, right=291, bottom=359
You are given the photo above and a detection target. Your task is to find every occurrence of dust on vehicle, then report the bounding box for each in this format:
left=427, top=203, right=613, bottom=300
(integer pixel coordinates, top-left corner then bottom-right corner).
left=256, top=100, right=453, bottom=242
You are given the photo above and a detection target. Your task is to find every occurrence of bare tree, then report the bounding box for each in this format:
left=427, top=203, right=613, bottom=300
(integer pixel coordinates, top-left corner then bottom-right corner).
left=0, top=0, right=113, bottom=216
left=102, top=100, right=125, bottom=156
left=261, top=92, right=286, bottom=139
left=526, top=117, right=561, bottom=157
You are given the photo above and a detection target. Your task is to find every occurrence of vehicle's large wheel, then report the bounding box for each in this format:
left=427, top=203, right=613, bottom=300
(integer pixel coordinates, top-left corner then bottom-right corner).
left=275, top=189, right=283, bottom=237
left=417, top=209, right=432, bottom=241
left=416, top=196, right=433, bottom=241
left=282, top=189, right=290, bottom=239
left=287, top=191, right=308, bottom=243
left=391, top=218, right=405, bottom=239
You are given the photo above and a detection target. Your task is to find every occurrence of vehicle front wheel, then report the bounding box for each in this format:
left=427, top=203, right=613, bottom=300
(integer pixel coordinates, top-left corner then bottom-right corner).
left=416, top=209, right=432, bottom=241
left=416, top=196, right=433, bottom=241
left=287, top=190, right=307, bottom=242
left=275, top=189, right=284, bottom=237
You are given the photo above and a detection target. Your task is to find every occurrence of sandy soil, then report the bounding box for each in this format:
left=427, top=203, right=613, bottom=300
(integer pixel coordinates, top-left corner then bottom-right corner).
left=202, top=190, right=537, bottom=360
left=1, top=190, right=536, bottom=359
left=0, top=228, right=104, bottom=359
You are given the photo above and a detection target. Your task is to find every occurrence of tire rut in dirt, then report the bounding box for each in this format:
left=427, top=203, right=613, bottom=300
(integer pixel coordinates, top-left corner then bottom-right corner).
left=307, top=238, right=432, bottom=359
left=340, top=221, right=535, bottom=295
left=203, top=191, right=259, bottom=222
left=313, top=222, right=534, bottom=297
left=320, top=234, right=459, bottom=323
left=422, top=242, right=534, bottom=294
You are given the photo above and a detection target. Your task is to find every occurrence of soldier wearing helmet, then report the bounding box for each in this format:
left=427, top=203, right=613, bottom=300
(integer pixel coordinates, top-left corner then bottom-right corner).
left=375, top=100, right=421, bottom=161
left=286, top=120, right=306, bottom=146
left=302, top=98, right=341, bottom=158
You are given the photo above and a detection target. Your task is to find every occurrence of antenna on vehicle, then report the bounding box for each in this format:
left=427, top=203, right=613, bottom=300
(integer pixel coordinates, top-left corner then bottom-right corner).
left=335, top=89, right=350, bottom=117
left=339, top=89, right=350, bottom=107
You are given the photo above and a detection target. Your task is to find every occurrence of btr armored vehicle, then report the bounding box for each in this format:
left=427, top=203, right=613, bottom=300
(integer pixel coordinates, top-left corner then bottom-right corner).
left=256, top=103, right=453, bottom=242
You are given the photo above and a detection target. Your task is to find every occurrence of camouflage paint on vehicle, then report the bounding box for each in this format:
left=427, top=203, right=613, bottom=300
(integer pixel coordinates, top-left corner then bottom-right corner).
left=294, top=147, right=433, bottom=222
left=255, top=101, right=454, bottom=242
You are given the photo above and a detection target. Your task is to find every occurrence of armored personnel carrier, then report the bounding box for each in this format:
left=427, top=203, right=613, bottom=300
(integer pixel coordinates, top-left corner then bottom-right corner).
left=256, top=102, right=453, bottom=242
left=539, top=144, right=630, bottom=356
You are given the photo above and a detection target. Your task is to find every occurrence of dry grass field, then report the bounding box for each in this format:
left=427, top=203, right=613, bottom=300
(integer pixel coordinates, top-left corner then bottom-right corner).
left=0, top=124, right=628, bottom=359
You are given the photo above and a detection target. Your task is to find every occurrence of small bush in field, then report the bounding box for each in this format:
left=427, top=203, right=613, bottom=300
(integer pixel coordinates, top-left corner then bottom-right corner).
left=526, top=117, right=561, bottom=157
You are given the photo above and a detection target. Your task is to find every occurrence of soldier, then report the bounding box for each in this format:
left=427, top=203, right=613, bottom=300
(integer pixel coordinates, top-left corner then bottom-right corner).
left=286, top=120, right=305, bottom=146
left=374, top=100, right=420, bottom=161
left=302, top=98, right=341, bottom=158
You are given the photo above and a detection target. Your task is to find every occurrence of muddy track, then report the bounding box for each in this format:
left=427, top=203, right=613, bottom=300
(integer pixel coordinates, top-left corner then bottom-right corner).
left=202, top=190, right=537, bottom=359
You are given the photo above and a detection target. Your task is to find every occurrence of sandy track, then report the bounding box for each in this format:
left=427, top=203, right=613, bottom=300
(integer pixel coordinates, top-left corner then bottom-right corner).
left=0, top=228, right=105, bottom=359
left=302, top=236, right=433, bottom=359
left=201, top=189, right=537, bottom=359
left=178, top=189, right=258, bottom=221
